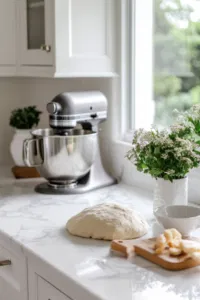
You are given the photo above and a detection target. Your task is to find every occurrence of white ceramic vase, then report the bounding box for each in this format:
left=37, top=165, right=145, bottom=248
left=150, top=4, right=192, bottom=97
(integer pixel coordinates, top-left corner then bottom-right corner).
left=10, top=129, right=32, bottom=166
left=153, top=177, right=188, bottom=214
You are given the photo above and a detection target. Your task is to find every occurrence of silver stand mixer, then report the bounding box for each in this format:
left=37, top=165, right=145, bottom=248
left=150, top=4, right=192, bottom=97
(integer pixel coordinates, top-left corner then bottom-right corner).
left=23, top=91, right=117, bottom=194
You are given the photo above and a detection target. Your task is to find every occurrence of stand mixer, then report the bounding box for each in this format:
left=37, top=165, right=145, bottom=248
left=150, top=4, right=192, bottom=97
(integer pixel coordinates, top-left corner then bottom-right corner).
left=23, top=91, right=116, bottom=194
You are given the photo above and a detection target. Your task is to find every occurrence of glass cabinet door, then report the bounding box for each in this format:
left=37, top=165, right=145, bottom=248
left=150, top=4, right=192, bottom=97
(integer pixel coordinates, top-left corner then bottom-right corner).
left=20, top=0, right=53, bottom=66
left=27, top=0, right=45, bottom=50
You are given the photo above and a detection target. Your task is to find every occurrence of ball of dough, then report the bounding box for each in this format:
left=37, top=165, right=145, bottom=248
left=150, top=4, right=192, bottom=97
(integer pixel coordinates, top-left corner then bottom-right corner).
left=66, top=203, right=149, bottom=240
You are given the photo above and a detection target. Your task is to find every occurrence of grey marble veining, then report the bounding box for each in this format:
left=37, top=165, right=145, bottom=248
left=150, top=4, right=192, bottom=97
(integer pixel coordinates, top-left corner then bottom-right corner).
left=0, top=179, right=199, bottom=300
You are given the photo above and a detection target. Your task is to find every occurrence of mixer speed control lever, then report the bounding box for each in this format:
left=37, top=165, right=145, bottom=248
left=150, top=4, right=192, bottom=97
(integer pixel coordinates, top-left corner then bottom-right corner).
left=47, top=102, right=61, bottom=114
left=90, top=113, right=97, bottom=118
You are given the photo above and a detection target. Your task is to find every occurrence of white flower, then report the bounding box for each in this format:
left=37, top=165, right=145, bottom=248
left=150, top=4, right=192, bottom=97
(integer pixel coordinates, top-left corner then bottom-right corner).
left=165, top=170, right=175, bottom=175
left=173, top=109, right=179, bottom=115
left=191, top=104, right=200, bottom=114
left=181, top=157, right=192, bottom=165
left=171, top=124, right=185, bottom=133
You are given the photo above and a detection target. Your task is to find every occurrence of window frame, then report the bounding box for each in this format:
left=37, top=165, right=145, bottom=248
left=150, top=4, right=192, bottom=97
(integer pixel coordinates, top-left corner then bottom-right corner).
left=118, top=0, right=153, bottom=143
left=111, top=0, right=200, bottom=193
left=114, top=0, right=132, bottom=141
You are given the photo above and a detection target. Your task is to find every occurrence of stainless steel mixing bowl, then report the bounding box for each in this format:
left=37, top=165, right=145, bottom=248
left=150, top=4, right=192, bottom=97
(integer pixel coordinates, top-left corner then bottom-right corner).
left=23, top=128, right=97, bottom=187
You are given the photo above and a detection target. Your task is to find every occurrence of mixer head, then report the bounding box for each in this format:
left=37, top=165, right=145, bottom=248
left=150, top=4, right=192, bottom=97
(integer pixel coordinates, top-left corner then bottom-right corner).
left=47, top=91, right=108, bottom=133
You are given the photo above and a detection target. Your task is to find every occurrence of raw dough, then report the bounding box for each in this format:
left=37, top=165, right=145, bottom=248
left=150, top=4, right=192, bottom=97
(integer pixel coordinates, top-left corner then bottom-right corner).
left=66, top=203, right=149, bottom=240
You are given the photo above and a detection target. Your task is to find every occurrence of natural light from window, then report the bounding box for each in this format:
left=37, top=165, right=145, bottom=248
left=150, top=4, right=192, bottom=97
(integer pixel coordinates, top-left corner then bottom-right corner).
left=128, top=0, right=200, bottom=135
left=154, top=0, right=200, bottom=127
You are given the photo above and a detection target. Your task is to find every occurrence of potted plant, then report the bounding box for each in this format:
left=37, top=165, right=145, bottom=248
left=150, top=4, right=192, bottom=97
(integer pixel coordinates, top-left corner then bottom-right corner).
left=127, top=125, right=200, bottom=213
left=10, top=106, right=42, bottom=166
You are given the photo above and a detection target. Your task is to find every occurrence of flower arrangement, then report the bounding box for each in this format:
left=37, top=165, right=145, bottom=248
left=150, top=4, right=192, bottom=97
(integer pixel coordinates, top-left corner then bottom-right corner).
left=127, top=125, right=200, bottom=181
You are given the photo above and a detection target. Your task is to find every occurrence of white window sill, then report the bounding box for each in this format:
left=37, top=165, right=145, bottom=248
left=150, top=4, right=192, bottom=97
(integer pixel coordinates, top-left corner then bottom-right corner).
left=109, top=139, right=154, bottom=191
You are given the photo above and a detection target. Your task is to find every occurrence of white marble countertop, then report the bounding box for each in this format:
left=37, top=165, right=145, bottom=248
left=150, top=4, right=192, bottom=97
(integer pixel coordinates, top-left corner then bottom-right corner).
left=0, top=178, right=200, bottom=300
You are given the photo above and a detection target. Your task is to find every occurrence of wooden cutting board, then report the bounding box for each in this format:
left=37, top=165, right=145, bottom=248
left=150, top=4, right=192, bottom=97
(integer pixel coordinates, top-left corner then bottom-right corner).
left=111, top=238, right=200, bottom=270
left=12, top=166, right=40, bottom=179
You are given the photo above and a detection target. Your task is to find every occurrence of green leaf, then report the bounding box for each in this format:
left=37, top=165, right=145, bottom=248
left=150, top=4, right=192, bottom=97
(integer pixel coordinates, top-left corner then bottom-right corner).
left=9, top=106, right=42, bottom=129
left=154, top=147, right=160, bottom=154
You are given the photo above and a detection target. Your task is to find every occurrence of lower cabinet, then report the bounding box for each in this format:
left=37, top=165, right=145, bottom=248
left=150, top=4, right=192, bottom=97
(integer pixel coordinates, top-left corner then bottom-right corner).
left=0, top=244, right=28, bottom=300
left=37, top=276, right=71, bottom=300
left=0, top=241, right=72, bottom=300
left=28, top=264, right=72, bottom=300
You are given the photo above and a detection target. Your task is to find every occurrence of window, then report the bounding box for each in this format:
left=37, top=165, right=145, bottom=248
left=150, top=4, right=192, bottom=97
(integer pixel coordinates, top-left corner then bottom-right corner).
left=128, top=0, right=200, bottom=132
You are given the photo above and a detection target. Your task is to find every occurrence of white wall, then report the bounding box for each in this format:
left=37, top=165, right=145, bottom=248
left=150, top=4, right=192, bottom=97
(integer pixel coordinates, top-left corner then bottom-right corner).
left=3, top=79, right=200, bottom=204
left=0, top=78, right=113, bottom=169
left=0, top=78, right=24, bottom=164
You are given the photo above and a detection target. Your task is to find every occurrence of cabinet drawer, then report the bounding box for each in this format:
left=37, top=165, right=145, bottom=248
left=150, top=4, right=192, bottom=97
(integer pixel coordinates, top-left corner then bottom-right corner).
left=0, top=245, right=27, bottom=300
left=37, top=276, right=71, bottom=300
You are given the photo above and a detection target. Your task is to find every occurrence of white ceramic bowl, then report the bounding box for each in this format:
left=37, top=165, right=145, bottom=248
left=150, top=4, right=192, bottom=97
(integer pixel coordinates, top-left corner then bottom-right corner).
left=154, top=205, right=200, bottom=236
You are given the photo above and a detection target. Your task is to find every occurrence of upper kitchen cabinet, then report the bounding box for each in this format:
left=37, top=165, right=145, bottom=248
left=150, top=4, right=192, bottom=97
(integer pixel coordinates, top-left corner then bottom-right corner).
left=19, top=0, right=54, bottom=66
left=19, top=0, right=117, bottom=77
left=0, top=0, right=17, bottom=76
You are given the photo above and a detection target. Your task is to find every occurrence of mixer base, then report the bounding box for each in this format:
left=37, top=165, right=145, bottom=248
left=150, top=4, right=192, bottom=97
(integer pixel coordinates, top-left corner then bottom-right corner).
left=35, top=177, right=117, bottom=195
left=35, top=183, right=79, bottom=194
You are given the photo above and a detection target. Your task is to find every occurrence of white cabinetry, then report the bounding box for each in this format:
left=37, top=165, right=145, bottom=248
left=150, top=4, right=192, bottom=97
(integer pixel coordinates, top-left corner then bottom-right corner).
left=37, top=277, right=71, bottom=300
left=0, top=238, right=71, bottom=300
left=19, top=0, right=54, bottom=66
left=0, top=0, right=17, bottom=76
left=0, top=241, right=28, bottom=300
left=0, top=0, right=117, bottom=77
left=28, top=266, right=72, bottom=300
left=18, top=0, right=117, bottom=77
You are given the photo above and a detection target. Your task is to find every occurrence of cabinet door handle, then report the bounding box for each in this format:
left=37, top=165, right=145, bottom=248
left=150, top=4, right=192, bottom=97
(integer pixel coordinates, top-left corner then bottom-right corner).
left=0, top=260, right=11, bottom=267
left=40, top=44, right=51, bottom=52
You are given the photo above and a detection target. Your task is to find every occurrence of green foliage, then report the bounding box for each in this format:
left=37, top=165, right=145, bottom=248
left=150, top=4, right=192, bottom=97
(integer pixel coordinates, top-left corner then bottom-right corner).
left=177, top=104, right=200, bottom=137
left=154, top=34, right=190, bottom=76
left=154, top=76, right=181, bottom=98
left=9, top=106, right=42, bottom=129
left=154, top=0, right=200, bottom=127
left=154, top=0, right=193, bottom=35
left=154, top=0, right=193, bottom=78
left=180, top=76, right=198, bottom=93
left=154, top=0, right=172, bottom=34
left=190, top=86, right=200, bottom=104
left=189, top=35, right=200, bottom=83
left=155, top=93, right=192, bottom=127
left=127, top=126, right=199, bottom=181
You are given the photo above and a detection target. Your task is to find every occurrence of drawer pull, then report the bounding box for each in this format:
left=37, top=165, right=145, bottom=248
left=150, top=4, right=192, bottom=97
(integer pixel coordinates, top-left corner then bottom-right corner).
left=0, top=260, right=11, bottom=267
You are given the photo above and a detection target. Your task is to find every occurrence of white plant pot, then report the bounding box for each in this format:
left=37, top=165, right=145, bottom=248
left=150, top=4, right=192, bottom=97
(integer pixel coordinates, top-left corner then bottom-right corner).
left=10, top=129, right=32, bottom=166
left=153, top=177, right=188, bottom=213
